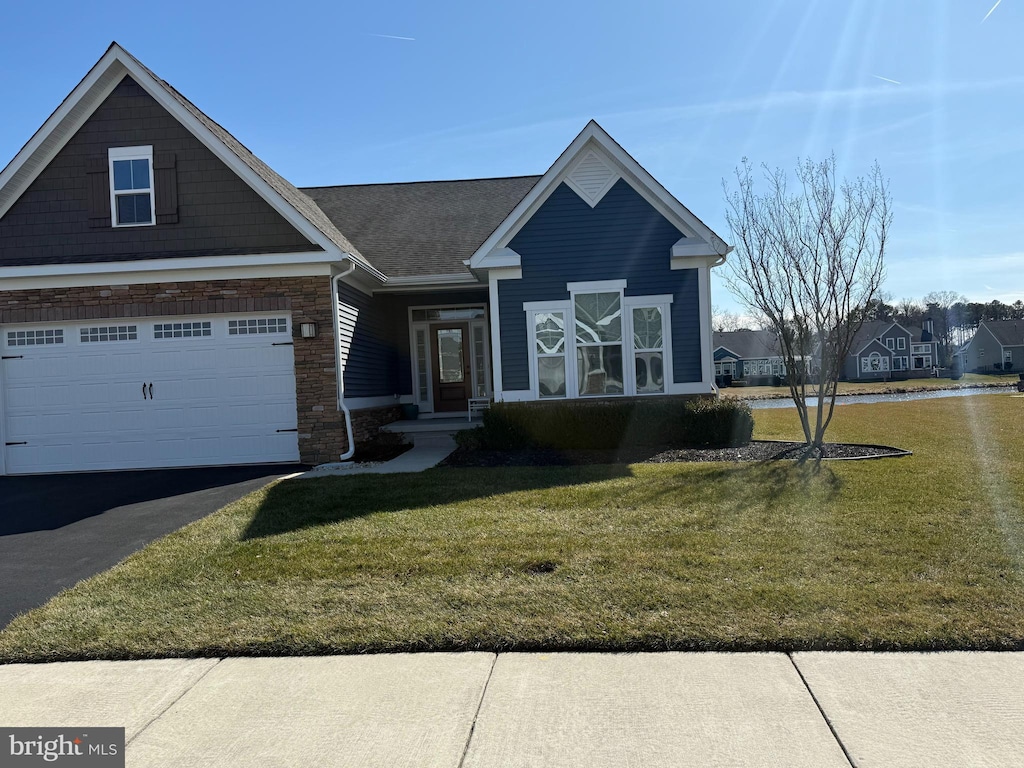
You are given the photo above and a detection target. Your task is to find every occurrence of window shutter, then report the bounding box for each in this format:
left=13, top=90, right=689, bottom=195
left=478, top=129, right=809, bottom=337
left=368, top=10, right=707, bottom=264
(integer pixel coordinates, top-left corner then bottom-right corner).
left=86, top=156, right=110, bottom=228
left=154, top=152, right=178, bottom=224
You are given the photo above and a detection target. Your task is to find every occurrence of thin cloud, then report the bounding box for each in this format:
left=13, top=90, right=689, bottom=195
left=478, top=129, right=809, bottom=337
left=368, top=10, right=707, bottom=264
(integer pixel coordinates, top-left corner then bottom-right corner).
left=981, top=0, right=1002, bottom=23
left=368, top=33, right=416, bottom=41
left=872, top=75, right=901, bottom=85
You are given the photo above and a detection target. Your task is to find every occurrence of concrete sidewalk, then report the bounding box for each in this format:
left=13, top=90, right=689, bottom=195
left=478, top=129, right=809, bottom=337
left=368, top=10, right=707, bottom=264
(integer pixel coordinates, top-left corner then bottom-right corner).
left=2, top=652, right=1023, bottom=767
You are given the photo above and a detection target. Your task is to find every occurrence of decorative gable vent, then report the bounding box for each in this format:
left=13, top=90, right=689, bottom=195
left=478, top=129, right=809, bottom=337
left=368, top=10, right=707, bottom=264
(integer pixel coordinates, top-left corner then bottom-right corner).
left=564, top=149, right=618, bottom=207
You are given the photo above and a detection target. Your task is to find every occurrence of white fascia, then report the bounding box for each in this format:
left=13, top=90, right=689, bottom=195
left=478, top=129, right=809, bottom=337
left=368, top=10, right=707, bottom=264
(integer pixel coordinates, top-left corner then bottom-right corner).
left=486, top=266, right=522, bottom=402
left=374, top=272, right=483, bottom=293
left=0, top=252, right=343, bottom=291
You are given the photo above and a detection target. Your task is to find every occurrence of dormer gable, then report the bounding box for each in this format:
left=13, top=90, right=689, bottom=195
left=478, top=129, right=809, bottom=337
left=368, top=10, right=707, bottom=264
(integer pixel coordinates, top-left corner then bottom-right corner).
left=467, top=120, right=730, bottom=273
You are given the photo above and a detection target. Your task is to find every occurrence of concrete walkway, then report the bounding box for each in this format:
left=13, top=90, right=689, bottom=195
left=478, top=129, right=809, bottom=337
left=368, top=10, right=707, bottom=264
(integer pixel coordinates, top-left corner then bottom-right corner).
left=297, top=434, right=458, bottom=478
left=2, top=652, right=1022, bottom=767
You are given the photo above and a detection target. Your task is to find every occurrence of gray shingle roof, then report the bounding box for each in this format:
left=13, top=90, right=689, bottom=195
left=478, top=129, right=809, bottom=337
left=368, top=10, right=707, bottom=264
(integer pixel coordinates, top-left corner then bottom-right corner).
left=301, top=177, right=541, bottom=278
left=713, top=330, right=781, bottom=360
left=982, top=320, right=1024, bottom=347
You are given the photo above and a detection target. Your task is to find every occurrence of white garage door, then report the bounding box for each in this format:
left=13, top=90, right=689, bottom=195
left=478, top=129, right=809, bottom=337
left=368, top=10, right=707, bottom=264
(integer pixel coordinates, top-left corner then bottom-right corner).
left=1, top=314, right=300, bottom=475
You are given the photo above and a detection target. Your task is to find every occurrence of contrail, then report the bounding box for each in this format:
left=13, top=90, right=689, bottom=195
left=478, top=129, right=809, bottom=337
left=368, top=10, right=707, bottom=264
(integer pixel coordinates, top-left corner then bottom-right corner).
left=872, top=75, right=902, bottom=85
left=368, top=33, right=416, bottom=41
left=982, top=0, right=1002, bottom=23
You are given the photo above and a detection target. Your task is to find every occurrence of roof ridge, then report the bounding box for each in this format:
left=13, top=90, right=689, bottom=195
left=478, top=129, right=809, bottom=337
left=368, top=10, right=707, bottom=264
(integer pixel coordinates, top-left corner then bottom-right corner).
left=300, top=175, right=543, bottom=191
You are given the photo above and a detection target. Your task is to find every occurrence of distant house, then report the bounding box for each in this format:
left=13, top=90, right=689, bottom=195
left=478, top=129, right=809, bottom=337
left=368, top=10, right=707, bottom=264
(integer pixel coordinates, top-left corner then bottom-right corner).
left=956, top=320, right=1024, bottom=372
left=843, top=320, right=939, bottom=380
left=713, top=330, right=784, bottom=382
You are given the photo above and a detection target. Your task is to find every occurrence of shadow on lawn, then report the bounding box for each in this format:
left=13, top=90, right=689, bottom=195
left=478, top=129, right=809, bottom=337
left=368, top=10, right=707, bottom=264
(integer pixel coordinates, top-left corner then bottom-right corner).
left=240, top=462, right=636, bottom=540
left=241, top=448, right=843, bottom=540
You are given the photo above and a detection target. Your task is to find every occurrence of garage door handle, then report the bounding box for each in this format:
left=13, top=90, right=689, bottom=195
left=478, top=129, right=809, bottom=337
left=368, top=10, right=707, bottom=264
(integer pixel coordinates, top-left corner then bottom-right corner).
left=142, top=382, right=148, bottom=400
left=149, top=382, right=154, bottom=400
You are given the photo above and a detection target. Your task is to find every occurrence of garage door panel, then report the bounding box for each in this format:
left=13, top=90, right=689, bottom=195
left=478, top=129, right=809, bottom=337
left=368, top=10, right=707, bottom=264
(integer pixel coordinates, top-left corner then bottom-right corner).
left=6, top=382, right=71, bottom=410
left=2, top=316, right=300, bottom=474
left=6, top=444, right=74, bottom=474
left=4, top=356, right=71, bottom=381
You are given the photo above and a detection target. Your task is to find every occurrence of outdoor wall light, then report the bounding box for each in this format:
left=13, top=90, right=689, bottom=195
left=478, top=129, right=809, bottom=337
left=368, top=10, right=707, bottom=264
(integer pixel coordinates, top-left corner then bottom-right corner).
left=299, top=322, right=318, bottom=339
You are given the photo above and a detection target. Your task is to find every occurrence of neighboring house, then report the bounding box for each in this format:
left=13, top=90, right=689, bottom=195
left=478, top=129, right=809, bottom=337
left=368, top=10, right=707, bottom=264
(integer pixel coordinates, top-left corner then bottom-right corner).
left=957, top=320, right=1024, bottom=372
left=0, top=43, right=731, bottom=476
left=843, top=320, right=939, bottom=380
left=713, top=330, right=785, bottom=380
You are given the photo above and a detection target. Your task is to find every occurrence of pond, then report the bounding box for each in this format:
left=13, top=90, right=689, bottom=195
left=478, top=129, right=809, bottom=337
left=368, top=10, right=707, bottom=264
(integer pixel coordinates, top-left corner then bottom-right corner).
left=744, top=386, right=1015, bottom=409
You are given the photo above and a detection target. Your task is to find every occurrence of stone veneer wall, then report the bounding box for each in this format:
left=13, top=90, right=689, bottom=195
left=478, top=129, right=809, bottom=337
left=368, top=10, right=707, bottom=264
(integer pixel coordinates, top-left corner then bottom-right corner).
left=0, top=276, right=351, bottom=465
left=350, top=405, right=403, bottom=446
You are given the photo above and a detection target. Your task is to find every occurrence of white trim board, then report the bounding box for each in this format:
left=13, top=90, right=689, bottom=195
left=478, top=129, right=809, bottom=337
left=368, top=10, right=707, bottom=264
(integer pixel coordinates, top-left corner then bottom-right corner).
left=0, top=252, right=343, bottom=291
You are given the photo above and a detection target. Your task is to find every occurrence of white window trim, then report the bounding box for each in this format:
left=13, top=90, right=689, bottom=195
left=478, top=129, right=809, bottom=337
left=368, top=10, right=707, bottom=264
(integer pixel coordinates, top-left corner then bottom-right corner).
left=623, top=294, right=673, bottom=397
left=897, top=337, right=906, bottom=350
left=108, top=145, right=155, bottom=228
left=525, top=299, right=573, bottom=400
left=885, top=338, right=895, bottom=350
left=523, top=289, right=674, bottom=400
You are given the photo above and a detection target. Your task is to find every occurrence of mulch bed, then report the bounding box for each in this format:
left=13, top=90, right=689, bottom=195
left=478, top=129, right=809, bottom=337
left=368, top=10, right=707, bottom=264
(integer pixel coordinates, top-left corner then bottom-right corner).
left=441, top=440, right=909, bottom=468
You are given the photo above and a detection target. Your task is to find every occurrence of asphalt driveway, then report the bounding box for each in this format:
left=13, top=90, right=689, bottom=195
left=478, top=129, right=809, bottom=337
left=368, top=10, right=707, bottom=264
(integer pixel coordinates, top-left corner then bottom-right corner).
left=0, top=464, right=302, bottom=629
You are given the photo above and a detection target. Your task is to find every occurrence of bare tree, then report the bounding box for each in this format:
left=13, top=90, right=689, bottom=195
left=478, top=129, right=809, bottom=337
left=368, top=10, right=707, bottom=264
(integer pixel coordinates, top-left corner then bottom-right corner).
left=712, top=305, right=748, bottom=333
left=724, top=156, right=891, bottom=456
left=923, top=290, right=967, bottom=366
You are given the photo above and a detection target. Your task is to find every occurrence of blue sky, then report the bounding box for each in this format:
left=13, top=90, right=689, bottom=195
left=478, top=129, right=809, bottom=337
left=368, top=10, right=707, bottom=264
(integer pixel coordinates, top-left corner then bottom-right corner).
left=1, top=0, right=1021, bottom=312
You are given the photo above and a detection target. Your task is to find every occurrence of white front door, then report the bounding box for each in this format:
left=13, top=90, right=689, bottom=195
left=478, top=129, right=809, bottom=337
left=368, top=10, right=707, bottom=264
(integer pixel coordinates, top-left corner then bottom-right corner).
left=1, top=315, right=299, bottom=475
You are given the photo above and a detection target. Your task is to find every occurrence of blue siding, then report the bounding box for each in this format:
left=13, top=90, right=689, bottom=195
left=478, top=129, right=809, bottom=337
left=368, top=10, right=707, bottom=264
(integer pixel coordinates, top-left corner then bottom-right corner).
left=337, top=283, right=400, bottom=398
left=337, top=286, right=490, bottom=398
left=500, top=179, right=700, bottom=391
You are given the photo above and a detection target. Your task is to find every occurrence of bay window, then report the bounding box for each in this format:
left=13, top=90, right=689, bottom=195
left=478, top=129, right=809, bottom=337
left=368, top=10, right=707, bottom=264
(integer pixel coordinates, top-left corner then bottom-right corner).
left=526, top=281, right=672, bottom=399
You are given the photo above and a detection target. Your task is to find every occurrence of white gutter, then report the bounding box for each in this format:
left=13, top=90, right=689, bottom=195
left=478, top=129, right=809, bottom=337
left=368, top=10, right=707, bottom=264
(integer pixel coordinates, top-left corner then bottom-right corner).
left=331, top=258, right=358, bottom=460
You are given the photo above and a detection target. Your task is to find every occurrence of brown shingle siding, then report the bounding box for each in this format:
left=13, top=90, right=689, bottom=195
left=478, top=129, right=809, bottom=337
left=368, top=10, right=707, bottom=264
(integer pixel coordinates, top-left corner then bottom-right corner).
left=0, top=76, right=318, bottom=267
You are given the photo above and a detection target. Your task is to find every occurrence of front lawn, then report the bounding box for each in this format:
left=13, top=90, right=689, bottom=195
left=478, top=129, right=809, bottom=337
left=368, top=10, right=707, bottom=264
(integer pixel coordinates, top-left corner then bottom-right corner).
left=1, top=394, right=1022, bottom=661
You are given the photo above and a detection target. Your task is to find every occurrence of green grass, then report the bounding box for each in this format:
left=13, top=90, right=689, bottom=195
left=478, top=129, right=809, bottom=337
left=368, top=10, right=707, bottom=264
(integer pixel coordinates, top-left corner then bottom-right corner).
left=720, top=372, right=1019, bottom=400
left=2, top=394, right=1023, bottom=661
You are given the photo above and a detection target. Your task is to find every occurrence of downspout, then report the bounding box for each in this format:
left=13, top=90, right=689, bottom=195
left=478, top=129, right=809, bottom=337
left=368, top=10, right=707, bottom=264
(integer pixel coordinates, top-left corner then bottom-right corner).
left=331, top=258, right=358, bottom=460
left=707, top=248, right=732, bottom=395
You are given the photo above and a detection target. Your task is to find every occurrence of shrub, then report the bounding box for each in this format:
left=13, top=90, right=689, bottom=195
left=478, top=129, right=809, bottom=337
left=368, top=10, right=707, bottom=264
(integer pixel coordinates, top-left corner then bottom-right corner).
left=467, top=398, right=753, bottom=451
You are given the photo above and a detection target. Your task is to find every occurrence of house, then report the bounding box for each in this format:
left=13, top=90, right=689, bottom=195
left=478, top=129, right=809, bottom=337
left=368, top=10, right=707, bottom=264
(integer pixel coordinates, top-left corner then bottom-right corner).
left=712, top=330, right=785, bottom=382
left=843, top=320, right=939, bottom=380
left=956, top=320, right=1024, bottom=372
left=0, top=43, right=730, bottom=476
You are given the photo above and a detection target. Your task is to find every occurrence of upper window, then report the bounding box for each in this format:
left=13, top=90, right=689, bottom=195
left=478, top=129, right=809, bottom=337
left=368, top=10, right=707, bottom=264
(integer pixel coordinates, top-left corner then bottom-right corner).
left=109, top=146, right=155, bottom=227
left=897, top=337, right=906, bottom=350
left=885, top=338, right=895, bottom=350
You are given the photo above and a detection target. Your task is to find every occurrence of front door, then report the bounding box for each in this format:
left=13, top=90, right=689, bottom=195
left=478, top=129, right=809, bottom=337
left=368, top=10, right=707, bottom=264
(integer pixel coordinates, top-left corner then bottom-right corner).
left=431, top=323, right=471, bottom=412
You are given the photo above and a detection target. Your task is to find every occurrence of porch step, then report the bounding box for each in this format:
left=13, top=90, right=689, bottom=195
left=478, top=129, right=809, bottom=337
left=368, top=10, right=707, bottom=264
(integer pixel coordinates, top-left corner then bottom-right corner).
left=381, top=417, right=479, bottom=446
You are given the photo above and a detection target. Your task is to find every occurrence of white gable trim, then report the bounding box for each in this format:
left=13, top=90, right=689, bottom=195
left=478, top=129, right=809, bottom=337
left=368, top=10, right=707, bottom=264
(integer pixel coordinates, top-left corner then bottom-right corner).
left=467, top=121, right=730, bottom=270
left=0, top=44, right=348, bottom=265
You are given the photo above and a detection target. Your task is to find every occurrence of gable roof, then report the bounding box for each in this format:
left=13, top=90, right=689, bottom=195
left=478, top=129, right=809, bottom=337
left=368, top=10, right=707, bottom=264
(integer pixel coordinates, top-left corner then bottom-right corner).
left=303, top=176, right=540, bottom=279
left=0, top=42, right=380, bottom=279
left=467, top=120, right=730, bottom=270
left=712, top=330, right=781, bottom=360
left=980, top=320, right=1024, bottom=347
